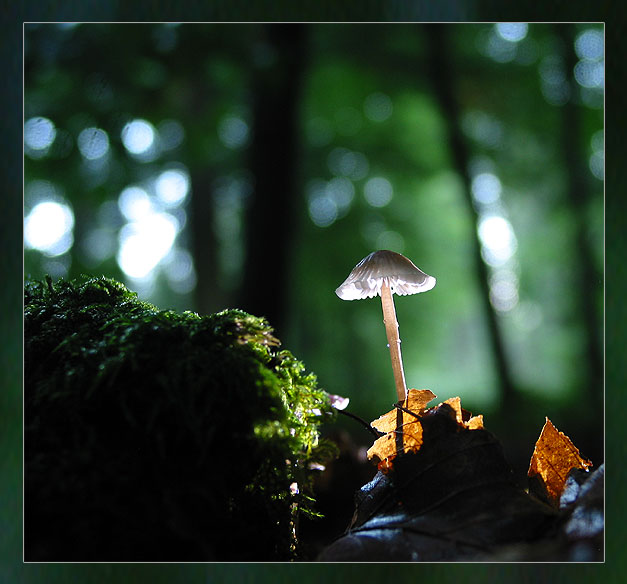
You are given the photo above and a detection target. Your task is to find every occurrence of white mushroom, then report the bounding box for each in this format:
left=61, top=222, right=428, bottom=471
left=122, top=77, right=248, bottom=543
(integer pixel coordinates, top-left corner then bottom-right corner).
left=335, top=250, right=436, bottom=402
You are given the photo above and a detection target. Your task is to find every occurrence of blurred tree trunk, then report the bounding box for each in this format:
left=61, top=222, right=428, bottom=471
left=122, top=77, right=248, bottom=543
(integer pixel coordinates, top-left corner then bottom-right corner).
left=189, top=167, right=222, bottom=316
left=238, top=24, right=307, bottom=336
left=188, top=66, right=222, bottom=316
left=424, top=25, right=516, bottom=407
left=556, top=24, right=603, bottom=392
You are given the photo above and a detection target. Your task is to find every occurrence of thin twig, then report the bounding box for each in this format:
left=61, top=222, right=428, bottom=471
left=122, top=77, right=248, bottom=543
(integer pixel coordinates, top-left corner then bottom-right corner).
left=337, top=408, right=384, bottom=438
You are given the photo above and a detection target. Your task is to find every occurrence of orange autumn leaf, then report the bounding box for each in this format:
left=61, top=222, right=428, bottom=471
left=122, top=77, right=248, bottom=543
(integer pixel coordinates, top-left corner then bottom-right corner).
left=528, top=417, right=593, bottom=507
left=367, top=389, right=434, bottom=470
left=367, top=390, right=486, bottom=473
left=427, top=395, right=484, bottom=430
left=466, top=414, right=484, bottom=430
left=370, top=389, right=436, bottom=434
left=442, top=396, right=463, bottom=424
left=366, top=420, right=423, bottom=467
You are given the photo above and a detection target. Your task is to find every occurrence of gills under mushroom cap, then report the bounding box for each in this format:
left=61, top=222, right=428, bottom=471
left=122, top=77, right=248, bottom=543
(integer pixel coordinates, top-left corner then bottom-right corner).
left=335, top=250, right=436, bottom=300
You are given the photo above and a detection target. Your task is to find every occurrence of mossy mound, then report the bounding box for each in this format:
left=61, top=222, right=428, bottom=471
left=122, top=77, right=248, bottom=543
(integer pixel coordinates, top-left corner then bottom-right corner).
left=24, top=275, right=336, bottom=561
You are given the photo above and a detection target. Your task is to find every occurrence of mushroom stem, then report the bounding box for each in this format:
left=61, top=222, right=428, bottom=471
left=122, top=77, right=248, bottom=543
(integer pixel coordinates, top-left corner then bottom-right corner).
left=380, top=279, right=407, bottom=402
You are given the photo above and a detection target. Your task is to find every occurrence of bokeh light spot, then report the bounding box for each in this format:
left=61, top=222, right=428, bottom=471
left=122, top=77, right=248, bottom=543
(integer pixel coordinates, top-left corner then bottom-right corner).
left=574, top=61, right=604, bottom=89
left=471, top=173, right=502, bottom=205
left=25, top=201, right=74, bottom=256
left=326, top=177, right=355, bottom=216
left=122, top=119, right=156, bottom=155
left=364, top=92, right=393, bottom=122
left=496, top=23, right=528, bottom=43
left=364, top=177, right=393, bottom=208
left=478, top=215, right=517, bottom=266
left=77, top=127, right=110, bottom=160
left=118, top=186, right=153, bottom=222
left=539, top=55, right=570, bottom=106
left=308, top=193, right=338, bottom=228
left=485, top=27, right=518, bottom=63
left=158, top=119, right=185, bottom=150
left=117, top=212, right=179, bottom=279
left=589, top=151, right=604, bottom=180
left=218, top=116, right=249, bottom=149
left=156, top=168, right=190, bottom=207
left=164, top=248, right=197, bottom=294
left=489, top=268, right=519, bottom=312
left=24, top=117, right=56, bottom=153
left=575, top=29, right=604, bottom=62
left=328, top=147, right=369, bottom=180
left=25, top=180, right=61, bottom=205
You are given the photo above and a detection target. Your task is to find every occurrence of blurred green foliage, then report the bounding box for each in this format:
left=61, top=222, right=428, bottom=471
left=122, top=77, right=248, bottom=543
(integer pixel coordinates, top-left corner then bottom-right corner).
left=25, top=25, right=602, bottom=404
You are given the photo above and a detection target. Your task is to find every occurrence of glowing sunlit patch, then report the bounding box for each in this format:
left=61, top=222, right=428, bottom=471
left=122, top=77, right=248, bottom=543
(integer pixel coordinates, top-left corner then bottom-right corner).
left=478, top=215, right=517, bottom=266
left=118, top=186, right=153, bottom=222
left=121, top=119, right=156, bottom=155
left=117, top=212, right=179, bottom=279
left=155, top=168, right=190, bottom=207
left=24, top=201, right=74, bottom=256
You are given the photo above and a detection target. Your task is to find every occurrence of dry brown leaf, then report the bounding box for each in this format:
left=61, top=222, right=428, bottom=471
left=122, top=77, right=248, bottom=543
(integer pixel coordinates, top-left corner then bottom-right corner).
left=442, top=396, right=463, bottom=424
left=367, top=389, right=434, bottom=472
left=370, top=389, right=436, bottom=433
left=433, top=396, right=484, bottom=430
left=466, top=415, right=484, bottom=430
left=366, top=420, right=423, bottom=467
left=366, top=390, right=486, bottom=472
left=528, top=417, right=593, bottom=507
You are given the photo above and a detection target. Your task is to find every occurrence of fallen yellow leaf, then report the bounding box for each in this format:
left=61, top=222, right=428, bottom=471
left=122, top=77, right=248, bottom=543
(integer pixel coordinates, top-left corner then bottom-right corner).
left=528, top=417, right=593, bottom=507
left=370, top=389, right=436, bottom=434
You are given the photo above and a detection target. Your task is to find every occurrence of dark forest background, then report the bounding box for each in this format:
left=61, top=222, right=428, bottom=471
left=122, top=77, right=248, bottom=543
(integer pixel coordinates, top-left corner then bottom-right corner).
left=23, top=22, right=603, bottom=452
left=2, top=12, right=619, bottom=582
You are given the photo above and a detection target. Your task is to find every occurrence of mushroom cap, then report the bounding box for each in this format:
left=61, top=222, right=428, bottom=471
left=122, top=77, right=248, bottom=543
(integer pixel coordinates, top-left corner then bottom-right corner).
left=335, top=250, right=436, bottom=300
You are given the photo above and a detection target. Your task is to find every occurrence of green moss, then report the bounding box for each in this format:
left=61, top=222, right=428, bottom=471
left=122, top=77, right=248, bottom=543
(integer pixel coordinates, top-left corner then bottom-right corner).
left=24, top=275, right=336, bottom=561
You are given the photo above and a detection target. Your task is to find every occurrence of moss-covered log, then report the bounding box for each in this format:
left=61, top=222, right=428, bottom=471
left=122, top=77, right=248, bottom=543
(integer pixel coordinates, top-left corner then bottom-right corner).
left=24, top=275, right=336, bottom=561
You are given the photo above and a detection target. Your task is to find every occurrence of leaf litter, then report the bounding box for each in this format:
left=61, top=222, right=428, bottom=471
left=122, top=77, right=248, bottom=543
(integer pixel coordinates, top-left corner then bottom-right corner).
left=319, top=390, right=602, bottom=561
